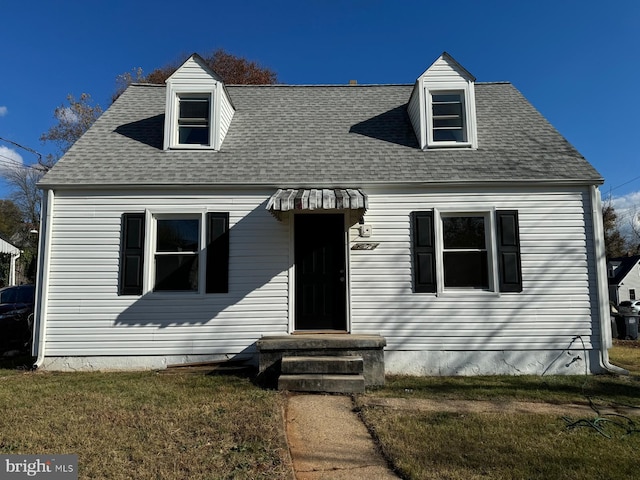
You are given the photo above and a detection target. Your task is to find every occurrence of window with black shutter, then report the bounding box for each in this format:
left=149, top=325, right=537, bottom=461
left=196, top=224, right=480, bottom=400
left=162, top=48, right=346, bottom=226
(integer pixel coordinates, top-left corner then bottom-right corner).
left=411, top=209, right=522, bottom=293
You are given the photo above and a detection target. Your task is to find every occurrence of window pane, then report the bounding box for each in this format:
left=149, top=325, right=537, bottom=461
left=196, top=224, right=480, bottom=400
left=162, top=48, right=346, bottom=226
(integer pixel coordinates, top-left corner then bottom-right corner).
left=433, top=94, right=462, bottom=103
left=179, top=98, right=209, bottom=121
left=443, top=217, right=486, bottom=249
left=433, top=102, right=462, bottom=117
left=16, top=287, right=34, bottom=304
left=179, top=126, right=210, bottom=145
left=157, top=219, right=199, bottom=252
left=155, top=254, right=198, bottom=291
left=0, top=289, right=16, bottom=303
left=433, top=129, right=463, bottom=142
left=443, top=251, right=489, bottom=288
left=434, top=117, right=463, bottom=128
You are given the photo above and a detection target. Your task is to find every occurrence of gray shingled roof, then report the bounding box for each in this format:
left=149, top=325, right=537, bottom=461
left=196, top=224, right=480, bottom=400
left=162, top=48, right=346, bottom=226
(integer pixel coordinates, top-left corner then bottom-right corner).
left=39, top=82, right=603, bottom=188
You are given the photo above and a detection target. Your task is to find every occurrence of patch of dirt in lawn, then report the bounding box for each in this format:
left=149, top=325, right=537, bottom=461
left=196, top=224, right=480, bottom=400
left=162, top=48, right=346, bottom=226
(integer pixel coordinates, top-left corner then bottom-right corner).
left=358, top=397, right=640, bottom=417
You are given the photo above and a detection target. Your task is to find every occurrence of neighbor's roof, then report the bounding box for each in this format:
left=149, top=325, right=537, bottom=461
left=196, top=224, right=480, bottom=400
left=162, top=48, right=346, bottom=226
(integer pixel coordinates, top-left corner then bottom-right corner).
left=608, top=255, right=640, bottom=285
left=39, top=82, right=603, bottom=188
left=0, top=234, right=20, bottom=255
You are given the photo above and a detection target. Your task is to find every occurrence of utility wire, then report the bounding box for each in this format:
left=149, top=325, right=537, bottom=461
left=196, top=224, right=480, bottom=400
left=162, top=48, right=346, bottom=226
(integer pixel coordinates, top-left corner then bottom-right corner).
left=0, top=136, right=43, bottom=163
left=0, top=156, right=45, bottom=171
left=608, top=175, right=640, bottom=194
left=0, top=136, right=51, bottom=171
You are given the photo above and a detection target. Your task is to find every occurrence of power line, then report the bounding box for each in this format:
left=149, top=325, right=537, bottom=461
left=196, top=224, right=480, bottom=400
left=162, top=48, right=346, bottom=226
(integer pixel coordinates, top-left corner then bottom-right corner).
left=0, top=155, right=45, bottom=172
left=606, top=174, right=640, bottom=196
left=0, top=136, right=51, bottom=171
left=0, top=136, right=43, bottom=162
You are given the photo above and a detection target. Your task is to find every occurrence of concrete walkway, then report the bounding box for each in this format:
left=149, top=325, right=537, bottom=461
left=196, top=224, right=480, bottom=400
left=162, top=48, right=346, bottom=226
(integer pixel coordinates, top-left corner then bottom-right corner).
left=285, top=394, right=399, bottom=480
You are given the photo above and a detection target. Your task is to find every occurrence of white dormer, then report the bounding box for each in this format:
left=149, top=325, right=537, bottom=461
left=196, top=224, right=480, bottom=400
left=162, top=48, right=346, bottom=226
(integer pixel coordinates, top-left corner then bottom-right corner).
left=163, top=54, right=235, bottom=151
left=408, top=52, right=478, bottom=150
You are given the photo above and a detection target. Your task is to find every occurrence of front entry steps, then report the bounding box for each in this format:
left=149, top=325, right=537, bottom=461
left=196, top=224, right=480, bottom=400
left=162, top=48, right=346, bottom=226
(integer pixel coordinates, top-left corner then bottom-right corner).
left=278, top=356, right=365, bottom=393
left=256, top=334, right=386, bottom=393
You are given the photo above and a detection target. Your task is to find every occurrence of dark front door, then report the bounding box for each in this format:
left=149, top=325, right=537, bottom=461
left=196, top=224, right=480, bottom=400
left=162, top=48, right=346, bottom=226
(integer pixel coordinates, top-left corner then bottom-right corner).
left=295, top=214, right=347, bottom=330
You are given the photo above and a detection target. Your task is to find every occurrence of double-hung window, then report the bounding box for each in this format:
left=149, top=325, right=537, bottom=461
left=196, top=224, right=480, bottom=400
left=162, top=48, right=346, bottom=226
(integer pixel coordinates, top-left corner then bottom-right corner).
left=425, top=88, right=476, bottom=148
left=432, top=93, right=465, bottom=143
left=441, top=214, right=489, bottom=289
left=154, top=216, right=200, bottom=292
left=119, top=212, right=229, bottom=295
left=177, top=95, right=211, bottom=146
left=412, top=210, right=522, bottom=293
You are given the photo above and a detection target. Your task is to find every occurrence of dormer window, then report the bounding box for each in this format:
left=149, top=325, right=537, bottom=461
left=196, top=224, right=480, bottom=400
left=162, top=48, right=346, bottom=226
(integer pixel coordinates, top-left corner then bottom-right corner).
left=407, top=52, right=478, bottom=150
left=431, top=92, right=466, bottom=143
left=163, top=54, right=235, bottom=151
left=178, top=95, right=211, bottom=146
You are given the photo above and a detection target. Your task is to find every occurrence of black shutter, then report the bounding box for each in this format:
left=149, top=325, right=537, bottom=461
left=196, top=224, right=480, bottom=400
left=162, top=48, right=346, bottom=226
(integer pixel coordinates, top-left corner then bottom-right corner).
left=412, top=211, right=436, bottom=293
left=119, top=213, right=145, bottom=295
left=496, top=210, right=523, bottom=292
left=206, top=213, right=229, bottom=293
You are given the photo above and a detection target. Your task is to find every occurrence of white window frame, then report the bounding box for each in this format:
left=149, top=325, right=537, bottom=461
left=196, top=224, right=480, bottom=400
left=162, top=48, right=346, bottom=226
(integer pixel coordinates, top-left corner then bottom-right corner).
left=144, top=210, right=207, bottom=296
left=430, top=91, right=467, bottom=144
left=165, top=87, right=218, bottom=150
left=426, top=89, right=473, bottom=148
left=434, top=209, right=499, bottom=295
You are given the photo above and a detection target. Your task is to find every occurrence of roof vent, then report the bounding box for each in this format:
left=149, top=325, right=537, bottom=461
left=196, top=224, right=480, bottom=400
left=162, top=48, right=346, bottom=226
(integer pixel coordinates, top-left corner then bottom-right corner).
left=349, top=79, right=357, bottom=85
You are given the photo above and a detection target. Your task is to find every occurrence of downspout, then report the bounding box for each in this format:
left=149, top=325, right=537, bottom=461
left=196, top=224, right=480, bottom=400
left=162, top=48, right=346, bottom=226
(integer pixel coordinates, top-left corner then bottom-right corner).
left=33, top=188, right=54, bottom=369
left=590, top=185, right=627, bottom=374
left=9, top=250, right=20, bottom=286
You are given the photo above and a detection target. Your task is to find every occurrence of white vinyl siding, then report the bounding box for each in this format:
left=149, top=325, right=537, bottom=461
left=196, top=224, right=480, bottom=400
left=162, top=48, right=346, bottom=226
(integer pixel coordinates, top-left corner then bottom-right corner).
left=622, top=264, right=640, bottom=302
left=348, top=186, right=599, bottom=352
left=44, top=189, right=289, bottom=356
left=219, top=89, right=235, bottom=146
left=42, top=185, right=601, bottom=371
left=407, top=84, right=423, bottom=147
left=168, top=57, right=222, bottom=85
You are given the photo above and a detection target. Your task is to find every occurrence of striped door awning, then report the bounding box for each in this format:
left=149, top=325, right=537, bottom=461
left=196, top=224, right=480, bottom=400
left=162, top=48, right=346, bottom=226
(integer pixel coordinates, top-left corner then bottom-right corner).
left=267, top=188, right=368, bottom=219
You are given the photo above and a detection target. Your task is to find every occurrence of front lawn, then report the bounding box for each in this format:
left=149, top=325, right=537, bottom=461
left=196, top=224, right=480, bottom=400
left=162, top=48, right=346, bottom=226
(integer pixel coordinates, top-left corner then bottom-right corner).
left=0, top=369, right=292, bottom=480
left=359, top=341, right=640, bottom=480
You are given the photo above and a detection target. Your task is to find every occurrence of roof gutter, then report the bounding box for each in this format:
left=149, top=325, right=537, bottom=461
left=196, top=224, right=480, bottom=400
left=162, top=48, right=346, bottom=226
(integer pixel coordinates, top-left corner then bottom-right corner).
left=590, top=185, right=627, bottom=375
left=33, top=188, right=55, bottom=369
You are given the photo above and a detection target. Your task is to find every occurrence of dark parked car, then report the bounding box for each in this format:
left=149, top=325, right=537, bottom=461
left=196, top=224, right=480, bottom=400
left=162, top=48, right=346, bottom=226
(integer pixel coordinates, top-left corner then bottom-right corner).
left=619, top=300, right=640, bottom=315
left=0, top=284, right=35, bottom=353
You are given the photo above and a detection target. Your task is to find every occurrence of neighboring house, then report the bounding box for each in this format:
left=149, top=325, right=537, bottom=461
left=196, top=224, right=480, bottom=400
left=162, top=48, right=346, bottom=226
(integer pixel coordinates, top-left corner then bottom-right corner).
left=0, top=234, right=21, bottom=287
left=608, top=255, right=640, bottom=305
left=32, top=52, right=617, bottom=375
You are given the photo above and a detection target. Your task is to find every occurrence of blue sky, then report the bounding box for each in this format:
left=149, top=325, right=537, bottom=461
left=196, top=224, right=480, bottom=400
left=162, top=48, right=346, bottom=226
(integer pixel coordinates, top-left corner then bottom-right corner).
left=1, top=0, right=639, bottom=222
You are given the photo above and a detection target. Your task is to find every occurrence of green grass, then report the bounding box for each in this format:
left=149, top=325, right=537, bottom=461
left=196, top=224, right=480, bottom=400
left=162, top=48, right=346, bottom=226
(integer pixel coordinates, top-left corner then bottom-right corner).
left=361, top=408, right=640, bottom=480
left=610, top=339, right=640, bottom=375
left=0, top=369, right=292, bottom=480
left=359, top=342, right=640, bottom=480
left=2, top=342, right=638, bottom=480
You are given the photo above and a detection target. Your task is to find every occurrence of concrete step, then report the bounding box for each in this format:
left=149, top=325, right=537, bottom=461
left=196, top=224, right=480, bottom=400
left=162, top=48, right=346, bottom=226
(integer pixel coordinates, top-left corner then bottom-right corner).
left=278, top=374, right=365, bottom=394
left=281, top=356, right=363, bottom=375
